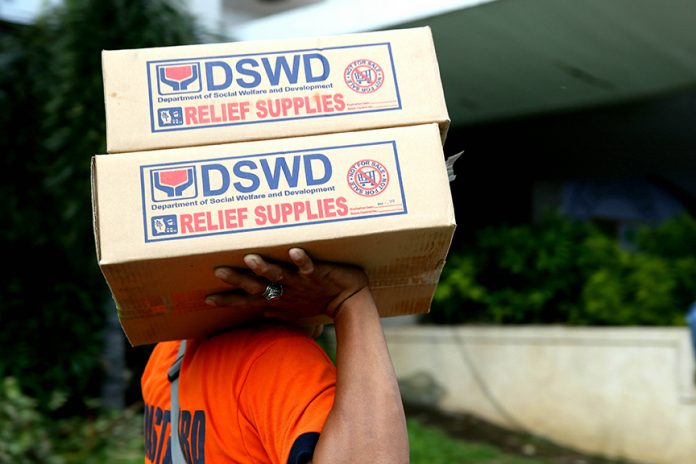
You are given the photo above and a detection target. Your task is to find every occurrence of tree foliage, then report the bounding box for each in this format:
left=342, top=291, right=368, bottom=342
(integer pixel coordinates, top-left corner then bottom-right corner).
left=0, top=0, right=200, bottom=412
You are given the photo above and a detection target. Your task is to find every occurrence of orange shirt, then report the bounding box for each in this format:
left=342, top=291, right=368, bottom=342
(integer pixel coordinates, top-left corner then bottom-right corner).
left=142, top=323, right=337, bottom=464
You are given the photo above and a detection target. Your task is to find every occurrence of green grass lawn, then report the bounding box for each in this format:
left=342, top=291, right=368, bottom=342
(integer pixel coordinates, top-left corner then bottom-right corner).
left=407, top=418, right=546, bottom=464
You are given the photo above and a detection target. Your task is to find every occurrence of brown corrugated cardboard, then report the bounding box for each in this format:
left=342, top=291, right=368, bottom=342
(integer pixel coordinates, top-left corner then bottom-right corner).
left=102, top=27, right=449, bottom=153
left=92, top=123, right=456, bottom=346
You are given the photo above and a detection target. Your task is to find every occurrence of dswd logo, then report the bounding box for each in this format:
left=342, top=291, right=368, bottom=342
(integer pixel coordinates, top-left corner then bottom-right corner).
left=150, top=166, right=197, bottom=201
left=156, top=62, right=201, bottom=95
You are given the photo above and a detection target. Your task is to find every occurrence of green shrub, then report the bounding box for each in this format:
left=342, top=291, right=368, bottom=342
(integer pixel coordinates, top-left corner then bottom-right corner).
left=428, top=214, right=696, bottom=326
left=0, top=377, right=61, bottom=463
left=634, top=213, right=696, bottom=314
left=0, top=377, right=143, bottom=464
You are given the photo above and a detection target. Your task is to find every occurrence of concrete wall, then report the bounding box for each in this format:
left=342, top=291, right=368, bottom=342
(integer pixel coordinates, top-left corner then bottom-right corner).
left=383, top=325, right=696, bottom=464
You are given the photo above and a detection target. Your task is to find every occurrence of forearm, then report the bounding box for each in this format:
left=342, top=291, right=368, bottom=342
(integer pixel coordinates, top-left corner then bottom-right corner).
left=312, top=288, right=409, bottom=463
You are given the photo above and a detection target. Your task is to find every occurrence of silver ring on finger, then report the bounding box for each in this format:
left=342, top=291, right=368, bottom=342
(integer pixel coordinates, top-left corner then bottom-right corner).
left=262, top=282, right=284, bottom=302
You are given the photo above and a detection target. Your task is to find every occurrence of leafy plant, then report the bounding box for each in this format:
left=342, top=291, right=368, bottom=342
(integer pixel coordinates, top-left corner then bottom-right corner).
left=428, top=213, right=696, bottom=326
left=634, top=213, right=696, bottom=314
left=0, top=376, right=143, bottom=463
left=0, top=377, right=62, bottom=463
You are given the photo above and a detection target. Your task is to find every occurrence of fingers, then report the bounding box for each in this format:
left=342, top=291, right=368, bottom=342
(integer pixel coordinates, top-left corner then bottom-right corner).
left=211, top=249, right=317, bottom=311
left=244, top=254, right=285, bottom=282
left=289, top=248, right=314, bottom=275
left=214, top=266, right=266, bottom=295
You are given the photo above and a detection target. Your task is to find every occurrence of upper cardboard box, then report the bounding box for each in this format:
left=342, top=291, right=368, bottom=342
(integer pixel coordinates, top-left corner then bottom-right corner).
left=102, top=26, right=449, bottom=153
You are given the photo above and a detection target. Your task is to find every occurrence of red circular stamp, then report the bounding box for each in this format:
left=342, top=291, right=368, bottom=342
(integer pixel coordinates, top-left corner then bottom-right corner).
left=344, top=59, right=384, bottom=94
left=347, top=159, right=389, bottom=196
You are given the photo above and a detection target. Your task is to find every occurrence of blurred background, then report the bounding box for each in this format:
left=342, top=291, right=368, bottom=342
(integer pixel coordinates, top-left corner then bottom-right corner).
left=1, top=0, right=695, bottom=463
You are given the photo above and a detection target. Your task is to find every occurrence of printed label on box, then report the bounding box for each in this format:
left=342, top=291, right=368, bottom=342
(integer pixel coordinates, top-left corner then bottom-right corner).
left=140, top=140, right=407, bottom=242
left=147, top=42, right=402, bottom=133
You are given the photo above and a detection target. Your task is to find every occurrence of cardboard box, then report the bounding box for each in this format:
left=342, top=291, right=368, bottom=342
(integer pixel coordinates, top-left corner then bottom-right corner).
left=102, top=27, right=449, bottom=153
left=92, top=123, right=456, bottom=346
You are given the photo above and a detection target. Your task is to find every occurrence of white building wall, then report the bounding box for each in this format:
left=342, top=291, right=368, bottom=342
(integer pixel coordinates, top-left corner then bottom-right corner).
left=385, top=325, right=696, bottom=464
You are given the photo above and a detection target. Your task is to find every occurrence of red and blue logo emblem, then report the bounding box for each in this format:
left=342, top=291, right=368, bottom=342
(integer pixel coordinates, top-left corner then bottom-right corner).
left=156, top=62, right=201, bottom=95
left=151, top=166, right=197, bottom=201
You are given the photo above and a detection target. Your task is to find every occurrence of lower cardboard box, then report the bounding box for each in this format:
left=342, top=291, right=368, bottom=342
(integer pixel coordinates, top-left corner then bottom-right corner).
left=91, top=123, right=456, bottom=346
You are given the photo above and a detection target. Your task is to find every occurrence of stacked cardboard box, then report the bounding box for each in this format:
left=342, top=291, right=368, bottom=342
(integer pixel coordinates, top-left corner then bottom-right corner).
left=92, top=26, right=457, bottom=346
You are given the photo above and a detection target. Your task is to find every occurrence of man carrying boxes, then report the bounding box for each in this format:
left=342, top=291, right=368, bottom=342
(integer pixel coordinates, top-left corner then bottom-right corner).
left=92, top=26, right=455, bottom=463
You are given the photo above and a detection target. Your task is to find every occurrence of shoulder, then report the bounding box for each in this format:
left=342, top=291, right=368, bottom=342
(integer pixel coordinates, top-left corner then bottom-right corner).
left=143, top=340, right=181, bottom=377
left=141, top=340, right=183, bottom=402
